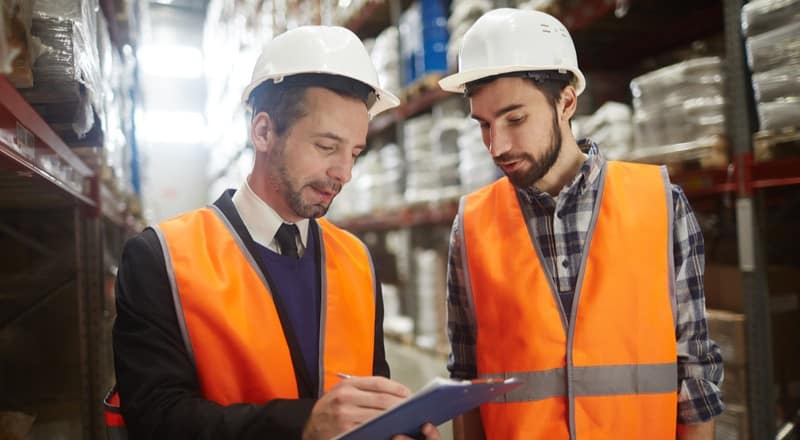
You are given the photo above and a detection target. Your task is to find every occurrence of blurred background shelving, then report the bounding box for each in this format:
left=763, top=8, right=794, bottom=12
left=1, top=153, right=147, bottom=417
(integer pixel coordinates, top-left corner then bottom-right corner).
left=0, top=0, right=798, bottom=438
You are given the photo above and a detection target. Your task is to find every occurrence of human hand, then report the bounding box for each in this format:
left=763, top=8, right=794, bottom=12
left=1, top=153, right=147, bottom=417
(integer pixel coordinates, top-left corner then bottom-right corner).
left=392, top=423, right=442, bottom=440
left=302, top=376, right=411, bottom=440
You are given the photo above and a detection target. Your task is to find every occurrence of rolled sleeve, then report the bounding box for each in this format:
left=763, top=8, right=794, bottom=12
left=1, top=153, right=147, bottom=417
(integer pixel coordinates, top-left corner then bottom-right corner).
left=672, top=185, right=725, bottom=423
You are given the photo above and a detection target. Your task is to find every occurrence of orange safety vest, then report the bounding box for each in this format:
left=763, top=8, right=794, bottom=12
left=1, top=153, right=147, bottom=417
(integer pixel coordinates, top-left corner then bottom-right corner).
left=460, top=161, right=678, bottom=439
left=155, top=206, right=377, bottom=404
left=104, top=205, right=376, bottom=436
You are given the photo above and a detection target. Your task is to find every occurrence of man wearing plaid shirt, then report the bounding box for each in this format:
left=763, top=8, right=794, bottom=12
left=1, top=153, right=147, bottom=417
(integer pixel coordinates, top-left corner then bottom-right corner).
left=438, top=8, right=723, bottom=440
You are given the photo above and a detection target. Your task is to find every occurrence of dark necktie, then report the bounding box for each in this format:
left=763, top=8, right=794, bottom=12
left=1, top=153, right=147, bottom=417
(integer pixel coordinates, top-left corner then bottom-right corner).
left=275, top=223, right=300, bottom=258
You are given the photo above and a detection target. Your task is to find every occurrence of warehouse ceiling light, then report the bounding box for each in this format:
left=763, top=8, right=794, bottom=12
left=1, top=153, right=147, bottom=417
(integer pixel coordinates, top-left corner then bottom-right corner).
left=138, top=110, right=208, bottom=144
left=138, top=44, right=203, bottom=79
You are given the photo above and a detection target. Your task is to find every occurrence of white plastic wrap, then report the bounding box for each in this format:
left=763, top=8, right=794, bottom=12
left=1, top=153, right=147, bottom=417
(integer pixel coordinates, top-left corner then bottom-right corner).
left=20, top=0, right=102, bottom=139
left=746, top=21, right=800, bottom=74
left=447, top=0, right=491, bottom=71
left=752, top=64, right=800, bottom=103
left=742, top=0, right=800, bottom=37
left=457, top=119, right=497, bottom=193
left=631, top=57, right=723, bottom=111
left=572, top=102, right=634, bottom=159
left=630, top=57, right=726, bottom=149
left=757, top=98, right=800, bottom=131
left=370, top=26, right=401, bottom=96
left=414, top=248, right=446, bottom=351
left=404, top=115, right=462, bottom=203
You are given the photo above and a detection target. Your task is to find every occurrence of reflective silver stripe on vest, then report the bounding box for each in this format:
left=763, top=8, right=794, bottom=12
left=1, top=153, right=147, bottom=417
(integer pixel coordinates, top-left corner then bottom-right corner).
left=315, top=223, right=378, bottom=396
left=316, top=221, right=328, bottom=397
left=152, top=225, right=197, bottom=369
left=457, top=197, right=480, bottom=353
left=565, top=163, right=608, bottom=439
left=661, top=165, right=678, bottom=327
left=480, top=362, right=677, bottom=402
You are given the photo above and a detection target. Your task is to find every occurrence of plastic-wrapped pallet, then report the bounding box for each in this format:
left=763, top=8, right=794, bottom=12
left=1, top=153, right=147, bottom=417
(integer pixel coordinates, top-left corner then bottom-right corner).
left=757, top=99, right=800, bottom=132
left=404, top=114, right=435, bottom=202
left=420, top=0, right=449, bottom=75
left=400, top=0, right=449, bottom=85
left=370, top=27, right=402, bottom=97
left=746, top=21, right=800, bottom=74
left=447, top=0, right=491, bottom=71
left=414, top=248, right=447, bottom=351
left=399, top=3, right=422, bottom=85
left=19, top=0, right=103, bottom=141
left=742, top=0, right=800, bottom=37
left=572, top=101, right=633, bottom=160
left=742, top=0, right=800, bottom=131
left=457, top=118, right=497, bottom=193
left=629, top=57, right=726, bottom=149
left=404, top=114, right=461, bottom=203
left=378, top=143, right=406, bottom=209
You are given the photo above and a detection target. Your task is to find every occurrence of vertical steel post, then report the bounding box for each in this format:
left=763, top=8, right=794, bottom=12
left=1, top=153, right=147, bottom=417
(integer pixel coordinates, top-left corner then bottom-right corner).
left=722, top=0, right=776, bottom=437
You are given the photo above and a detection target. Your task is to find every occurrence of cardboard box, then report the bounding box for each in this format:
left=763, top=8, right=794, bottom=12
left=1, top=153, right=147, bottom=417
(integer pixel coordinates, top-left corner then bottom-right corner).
left=703, top=264, right=800, bottom=313
left=706, top=309, right=746, bottom=366
left=0, top=411, right=35, bottom=440
left=715, top=404, right=749, bottom=440
left=722, top=364, right=748, bottom=406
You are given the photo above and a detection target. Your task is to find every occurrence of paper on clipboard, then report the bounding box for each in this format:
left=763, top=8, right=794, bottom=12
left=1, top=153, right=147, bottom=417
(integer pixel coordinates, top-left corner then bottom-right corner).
left=333, top=376, right=522, bottom=440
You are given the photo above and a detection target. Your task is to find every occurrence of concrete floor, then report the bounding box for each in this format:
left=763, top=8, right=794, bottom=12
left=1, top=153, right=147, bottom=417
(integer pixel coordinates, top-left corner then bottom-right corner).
left=385, top=339, right=454, bottom=439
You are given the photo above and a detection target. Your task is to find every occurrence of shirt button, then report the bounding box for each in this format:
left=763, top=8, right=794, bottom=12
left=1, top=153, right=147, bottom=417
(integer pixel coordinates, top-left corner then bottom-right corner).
left=562, top=259, right=569, bottom=268
left=556, top=210, right=564, bottom=219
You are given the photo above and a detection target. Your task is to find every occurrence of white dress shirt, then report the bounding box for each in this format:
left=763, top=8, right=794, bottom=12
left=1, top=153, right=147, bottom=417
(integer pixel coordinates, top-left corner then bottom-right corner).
left=231, top=179, right=309, bottom=256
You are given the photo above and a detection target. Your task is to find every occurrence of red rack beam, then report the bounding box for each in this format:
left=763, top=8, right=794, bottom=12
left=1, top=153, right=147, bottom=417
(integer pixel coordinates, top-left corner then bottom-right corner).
left=0, top=75, right=95, bottom=208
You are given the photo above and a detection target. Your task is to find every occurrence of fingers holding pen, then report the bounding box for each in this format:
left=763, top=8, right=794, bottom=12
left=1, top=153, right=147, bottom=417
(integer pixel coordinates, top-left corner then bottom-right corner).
left=303, top=375, right=412, bottom=440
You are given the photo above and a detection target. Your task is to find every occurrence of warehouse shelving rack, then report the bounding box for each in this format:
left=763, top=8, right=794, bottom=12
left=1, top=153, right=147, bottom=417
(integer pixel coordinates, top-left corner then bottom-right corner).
left=0, top=22, right=138, bottom=438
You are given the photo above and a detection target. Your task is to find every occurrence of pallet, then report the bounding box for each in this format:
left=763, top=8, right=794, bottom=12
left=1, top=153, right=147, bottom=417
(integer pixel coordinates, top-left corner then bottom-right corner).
left=627, top=134, right=730, bottom=173
left=754, top=126, right=800, bottom=162
left=401, top=73, right=444, bottom=103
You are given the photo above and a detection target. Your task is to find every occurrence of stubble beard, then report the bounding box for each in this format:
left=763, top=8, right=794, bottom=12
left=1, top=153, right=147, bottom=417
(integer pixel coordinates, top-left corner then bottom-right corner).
left=270, top=142, right=342, bottom=219
left=496, top=111, right=562, bottom=189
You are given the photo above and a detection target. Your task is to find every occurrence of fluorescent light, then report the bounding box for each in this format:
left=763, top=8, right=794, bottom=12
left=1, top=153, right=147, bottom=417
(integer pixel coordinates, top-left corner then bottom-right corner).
left=138, top=110, right=207, bottom=144
left=138, top=45, right=203, bottom=79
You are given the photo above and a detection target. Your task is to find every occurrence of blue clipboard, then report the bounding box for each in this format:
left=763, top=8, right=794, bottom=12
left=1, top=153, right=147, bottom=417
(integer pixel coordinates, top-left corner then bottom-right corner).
left=333, top=377, right=522, bottom=440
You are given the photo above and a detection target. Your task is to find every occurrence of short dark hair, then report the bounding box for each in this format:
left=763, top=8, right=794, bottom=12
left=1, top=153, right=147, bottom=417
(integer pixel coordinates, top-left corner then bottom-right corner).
left=464, top=70, right=574, bottom=109
left=248, top=73, right=374, bottom=137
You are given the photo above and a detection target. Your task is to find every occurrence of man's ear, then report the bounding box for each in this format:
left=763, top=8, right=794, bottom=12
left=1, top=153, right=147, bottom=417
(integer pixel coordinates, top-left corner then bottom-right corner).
left=558, top=86, right=578, bottom=122
left=251, top=112, right=276, bottom=153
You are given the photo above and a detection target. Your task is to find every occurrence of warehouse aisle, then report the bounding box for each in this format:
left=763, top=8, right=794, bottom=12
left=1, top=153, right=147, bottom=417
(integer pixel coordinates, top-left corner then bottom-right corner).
left=385, top=339, right=454, bottom=438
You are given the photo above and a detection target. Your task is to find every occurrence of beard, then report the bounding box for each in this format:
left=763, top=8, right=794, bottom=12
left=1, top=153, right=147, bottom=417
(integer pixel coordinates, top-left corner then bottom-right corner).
left=495, top=110, right=562, bottom=189
left=269, top=142, right=342, bottom=219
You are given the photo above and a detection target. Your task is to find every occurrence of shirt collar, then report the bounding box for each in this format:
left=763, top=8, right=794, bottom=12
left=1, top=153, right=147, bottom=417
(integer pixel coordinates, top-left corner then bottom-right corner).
left=231, top=178, right=309, bottom=249
left=520, top=138, right=605, bottom=203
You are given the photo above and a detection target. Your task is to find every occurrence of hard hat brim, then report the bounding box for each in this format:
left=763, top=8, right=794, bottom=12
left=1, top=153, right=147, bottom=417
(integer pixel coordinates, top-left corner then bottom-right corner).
left=439, top=66, right=586, bottom=96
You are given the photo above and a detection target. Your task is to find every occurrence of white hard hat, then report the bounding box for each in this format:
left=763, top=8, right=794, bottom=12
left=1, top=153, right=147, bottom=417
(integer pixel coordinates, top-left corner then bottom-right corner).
left=242, top=26, right=400, bottom=118
left=439, top=8, right=586, bottom=95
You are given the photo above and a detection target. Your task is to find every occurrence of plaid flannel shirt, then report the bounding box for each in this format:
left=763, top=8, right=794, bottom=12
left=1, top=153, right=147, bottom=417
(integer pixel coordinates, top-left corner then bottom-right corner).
left=445, top=140, right=724, bottom=423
